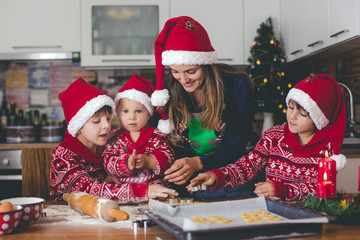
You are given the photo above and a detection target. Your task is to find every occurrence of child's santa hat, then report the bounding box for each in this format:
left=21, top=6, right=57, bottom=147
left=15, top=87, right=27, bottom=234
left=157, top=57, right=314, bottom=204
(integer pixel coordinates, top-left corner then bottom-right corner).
left=59, top=78, right=115, bottom=137
left=114, top=74, right=155, bottom=116
left=152, top=16, right=217, bottom=134
left=286, top=74, right=347, bottom=170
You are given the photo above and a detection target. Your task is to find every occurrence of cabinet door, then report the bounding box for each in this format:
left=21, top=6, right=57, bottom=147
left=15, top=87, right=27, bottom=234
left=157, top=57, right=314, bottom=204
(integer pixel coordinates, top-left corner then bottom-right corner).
left=286, top=0, right=328, bottom=61
left=81, top=0, right=169, bottom=67
left=170, top=0, right=244, bottom=65
left=329, top=0, right=360, bottom=45
left=0, top=0, right=80, bottom=53
left=244, top=0, right=280, bottom=64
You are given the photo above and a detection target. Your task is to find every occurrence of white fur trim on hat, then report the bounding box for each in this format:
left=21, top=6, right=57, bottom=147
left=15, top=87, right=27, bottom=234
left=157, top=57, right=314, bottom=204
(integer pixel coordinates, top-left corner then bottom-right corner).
left=330, top=154, right=347, bottom=171
left=151, top=89, right=170, bottom=107
left=162, top=50, right=217, bottom=66
left=68, top=95, right=115, bottom=137
left=157, top=119, right=170, bottom=134
left=286, top=88, right=329, bottom=130
left=115, top=89, right=154, bottom=116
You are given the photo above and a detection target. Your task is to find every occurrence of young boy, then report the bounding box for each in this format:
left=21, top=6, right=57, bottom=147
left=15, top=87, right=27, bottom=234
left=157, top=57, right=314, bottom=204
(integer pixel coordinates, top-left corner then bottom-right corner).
left=187, top=74, right=347, bottom=201
left=102, top=74, right=174, bottom=187
left=50, top=78, right=177, bottom=203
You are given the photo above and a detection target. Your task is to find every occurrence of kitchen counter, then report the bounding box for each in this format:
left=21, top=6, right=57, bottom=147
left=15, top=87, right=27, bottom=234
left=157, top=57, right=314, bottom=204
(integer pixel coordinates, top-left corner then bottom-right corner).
left=1, top=201, right=360, bottom=240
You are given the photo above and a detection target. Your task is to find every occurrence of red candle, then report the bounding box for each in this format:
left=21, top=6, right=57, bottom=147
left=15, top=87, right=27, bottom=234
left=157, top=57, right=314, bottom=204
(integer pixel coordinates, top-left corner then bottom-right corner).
left=316, top=151, right=336, bottom=198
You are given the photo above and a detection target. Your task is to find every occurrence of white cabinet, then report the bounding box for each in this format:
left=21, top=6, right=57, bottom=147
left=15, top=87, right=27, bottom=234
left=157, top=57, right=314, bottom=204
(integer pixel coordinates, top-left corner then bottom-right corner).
left=243, top=0, right=280, bottom=64
left=170, top=0, right=244, bottom=65
left=0, top=0, right=80, bottom=53
left=337, top=157, right=360, bottom=193
left=281, top=0, right=328, bottom=62
left=329, top=0, right=360, bottom=45
left=80, top=0, right=169, bottom=67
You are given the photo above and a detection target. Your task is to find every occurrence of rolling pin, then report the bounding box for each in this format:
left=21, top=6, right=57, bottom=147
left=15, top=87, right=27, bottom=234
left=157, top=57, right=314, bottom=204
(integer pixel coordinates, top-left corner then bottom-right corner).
left=63, top=191, right=129, bottom=222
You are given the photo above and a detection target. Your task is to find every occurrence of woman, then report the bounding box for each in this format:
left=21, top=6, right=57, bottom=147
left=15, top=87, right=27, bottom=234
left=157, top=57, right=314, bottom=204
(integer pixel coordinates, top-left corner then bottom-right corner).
left=151, top=16, right=260, bottom=198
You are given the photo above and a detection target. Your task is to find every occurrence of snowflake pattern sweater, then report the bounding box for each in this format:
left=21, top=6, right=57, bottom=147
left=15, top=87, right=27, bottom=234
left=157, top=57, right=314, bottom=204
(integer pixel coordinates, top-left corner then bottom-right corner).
left=208, top=123, right=335, bottom=201
left=102, top=126, right=174, bottom=186
left=49, top=131, right=148, bottom=203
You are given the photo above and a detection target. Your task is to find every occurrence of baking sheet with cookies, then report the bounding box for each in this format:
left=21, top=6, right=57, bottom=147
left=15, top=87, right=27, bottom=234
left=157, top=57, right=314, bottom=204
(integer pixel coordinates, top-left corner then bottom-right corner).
left=147, top=197, right=328, bottom=232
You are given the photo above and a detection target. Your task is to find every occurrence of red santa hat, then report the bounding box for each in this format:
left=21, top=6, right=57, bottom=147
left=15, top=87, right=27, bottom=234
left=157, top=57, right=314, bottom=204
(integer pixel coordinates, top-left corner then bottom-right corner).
left=286, top=74, right=346, bottom=170
left=152, top=16, right=217, bottom=133
left=59, top=78, right=115, bottom=137
left=114, top=74, right=155, bottom=116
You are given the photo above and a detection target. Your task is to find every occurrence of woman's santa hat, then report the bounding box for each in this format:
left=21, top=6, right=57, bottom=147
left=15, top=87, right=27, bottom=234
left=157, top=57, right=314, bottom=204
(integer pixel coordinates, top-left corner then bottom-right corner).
left=286, top=73, right=347, bottom=170
left=115, top=74, right=155, bottom=116
left=152, top=16, right=217, bottom=134
left=59, top=78, right=115, bottom=137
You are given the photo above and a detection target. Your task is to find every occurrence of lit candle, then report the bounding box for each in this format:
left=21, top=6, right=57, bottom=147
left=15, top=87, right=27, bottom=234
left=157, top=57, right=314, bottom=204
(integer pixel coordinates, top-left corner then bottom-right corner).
left=316, top=151, right=336, bottom=198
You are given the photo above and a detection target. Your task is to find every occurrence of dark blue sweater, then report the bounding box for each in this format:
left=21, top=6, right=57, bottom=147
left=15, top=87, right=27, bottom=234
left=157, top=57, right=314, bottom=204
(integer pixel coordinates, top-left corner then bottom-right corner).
left=177, top=74, right=253, bottom=172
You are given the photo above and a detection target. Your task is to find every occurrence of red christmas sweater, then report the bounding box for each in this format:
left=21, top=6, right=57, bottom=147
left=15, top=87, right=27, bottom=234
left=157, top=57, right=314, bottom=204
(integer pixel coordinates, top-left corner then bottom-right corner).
left=49, top=131, right=148, bottom=203
left=102, top=126, right=174, bottom=186
left=208, top=123, right=335, bottom=201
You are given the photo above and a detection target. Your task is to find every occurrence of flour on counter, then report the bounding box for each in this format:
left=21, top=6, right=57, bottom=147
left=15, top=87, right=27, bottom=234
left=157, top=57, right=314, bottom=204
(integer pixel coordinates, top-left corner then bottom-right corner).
left=35, top=204, right=149, bottom=229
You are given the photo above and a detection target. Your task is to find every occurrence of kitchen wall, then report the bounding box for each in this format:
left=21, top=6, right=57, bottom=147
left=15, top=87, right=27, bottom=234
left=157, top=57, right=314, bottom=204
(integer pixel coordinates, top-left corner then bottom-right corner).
left=0, top=60, right=157, bottom=126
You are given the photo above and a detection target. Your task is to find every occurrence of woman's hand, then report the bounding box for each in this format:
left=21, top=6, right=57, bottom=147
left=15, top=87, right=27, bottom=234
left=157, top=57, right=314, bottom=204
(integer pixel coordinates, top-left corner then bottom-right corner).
left=164, top=157, right=203, bottom=185
left=254, top=182, right=275, bottom=198
left=186, top=173, right=216, bottom=191
left=147, top=184, right=178, bottom=199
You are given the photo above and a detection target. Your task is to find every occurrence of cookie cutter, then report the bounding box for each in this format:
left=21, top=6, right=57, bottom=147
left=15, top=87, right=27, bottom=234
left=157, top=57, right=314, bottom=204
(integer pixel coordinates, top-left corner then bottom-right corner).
left=190, top=185, right=207, bottom=193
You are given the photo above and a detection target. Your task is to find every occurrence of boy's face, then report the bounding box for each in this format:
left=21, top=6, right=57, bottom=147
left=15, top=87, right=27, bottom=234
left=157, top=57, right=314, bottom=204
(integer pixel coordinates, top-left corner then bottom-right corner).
left=286, top=99, right=316, bottom=136
left=77, top=112, right=112, bottom=150
left=117, top=98, right=150, bottom=133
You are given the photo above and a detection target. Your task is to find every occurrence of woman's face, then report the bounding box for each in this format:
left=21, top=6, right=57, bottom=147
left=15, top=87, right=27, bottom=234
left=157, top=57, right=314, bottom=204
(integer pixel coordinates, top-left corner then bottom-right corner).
left=169, top=65, right=205, bottom=94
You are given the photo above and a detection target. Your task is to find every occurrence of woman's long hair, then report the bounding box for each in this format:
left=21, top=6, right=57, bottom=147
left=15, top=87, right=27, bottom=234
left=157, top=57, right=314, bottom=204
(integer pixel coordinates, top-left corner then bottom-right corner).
left=167, top=63, right=252, bottom=143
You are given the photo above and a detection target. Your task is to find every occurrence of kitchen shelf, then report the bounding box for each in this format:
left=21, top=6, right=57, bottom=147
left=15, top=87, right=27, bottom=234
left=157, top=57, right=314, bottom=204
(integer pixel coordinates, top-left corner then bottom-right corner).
left=0, top=143, right=59, bottom=150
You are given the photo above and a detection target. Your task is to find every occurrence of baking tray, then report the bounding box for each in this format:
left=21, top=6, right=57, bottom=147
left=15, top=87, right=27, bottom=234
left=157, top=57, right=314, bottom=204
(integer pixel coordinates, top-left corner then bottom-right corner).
left=139, top=197, right=329, bottom=240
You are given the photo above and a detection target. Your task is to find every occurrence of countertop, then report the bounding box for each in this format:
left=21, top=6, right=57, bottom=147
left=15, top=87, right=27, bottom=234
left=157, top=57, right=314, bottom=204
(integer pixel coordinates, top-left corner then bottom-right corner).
left=1, top=201, right=360, bottom=240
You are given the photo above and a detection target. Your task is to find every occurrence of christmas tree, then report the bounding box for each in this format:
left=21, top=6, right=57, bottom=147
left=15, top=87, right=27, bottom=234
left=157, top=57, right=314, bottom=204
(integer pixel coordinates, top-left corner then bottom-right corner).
left=247, top=17, right=291, bottom=122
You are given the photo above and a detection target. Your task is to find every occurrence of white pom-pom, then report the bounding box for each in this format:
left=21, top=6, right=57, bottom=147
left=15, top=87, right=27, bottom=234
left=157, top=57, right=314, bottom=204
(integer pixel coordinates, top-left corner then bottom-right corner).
left=157, top=119, right=170, bottom=134
left=151, top=89, right=170, bottom=107
left=331, top=154, right=347, bottom=171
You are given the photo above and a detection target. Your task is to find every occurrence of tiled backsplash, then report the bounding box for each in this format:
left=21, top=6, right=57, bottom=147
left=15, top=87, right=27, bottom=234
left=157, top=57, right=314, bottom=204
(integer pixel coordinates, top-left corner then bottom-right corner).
left=0, top=60, right=156, bottom=126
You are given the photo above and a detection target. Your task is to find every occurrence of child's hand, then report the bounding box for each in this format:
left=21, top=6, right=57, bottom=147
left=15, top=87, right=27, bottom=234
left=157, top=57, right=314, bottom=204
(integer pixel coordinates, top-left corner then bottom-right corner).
left=186, top=173, right=216, bottom=191
left=127, top=149, right=137, bottom=170
left=148, top=184, right=178, bottom=199
left=103, top=175, right=121, bottom=184
left=254, top=182, right=275, bottom=198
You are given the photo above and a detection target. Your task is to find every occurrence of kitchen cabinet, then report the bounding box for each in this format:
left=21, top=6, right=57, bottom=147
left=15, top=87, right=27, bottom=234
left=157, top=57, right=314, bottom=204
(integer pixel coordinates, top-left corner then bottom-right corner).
left=243, top=0, right=280, bottom=64
left=170, top=0, right=244, bottom=65
left=0, top=0, right=80, bottom=53
left=80, top=0, right=169, bottom=67
left=281, top=0, right=328, bottom=62
left=337, top=157, right=360, bottom=193
left=328, top=0, right=360, bottom=45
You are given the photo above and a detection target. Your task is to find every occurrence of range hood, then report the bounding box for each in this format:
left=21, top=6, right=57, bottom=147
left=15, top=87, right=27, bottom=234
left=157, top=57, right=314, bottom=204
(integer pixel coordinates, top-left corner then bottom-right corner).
left=0, top=52, right=80, bottom=61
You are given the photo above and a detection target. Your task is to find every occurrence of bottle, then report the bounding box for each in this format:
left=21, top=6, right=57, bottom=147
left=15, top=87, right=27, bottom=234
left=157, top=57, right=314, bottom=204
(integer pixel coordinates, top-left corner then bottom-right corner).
left=25, top=110, right=33, bottom=126
left=0, top=99, right=9, bottom=128
left=17, top=109, right=25, bottom=126
left=8, top=102, right=18, bottom=126
left=41, top=113, right=49, bottom=126
left=33, top=110, right=41, bottom=142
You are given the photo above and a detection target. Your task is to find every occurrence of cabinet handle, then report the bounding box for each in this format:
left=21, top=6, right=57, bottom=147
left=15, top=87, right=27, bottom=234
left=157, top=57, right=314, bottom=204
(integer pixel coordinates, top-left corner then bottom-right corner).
left=330, top=29, right=349, bottom=38
left=290, top=49, right=303, bottom=55
left=217, top=58, right=234, bottom=61
left=13, top=45, right=62, bottom=49
left=102, top=59, right=151, bottom=62
left=307, top=40, right=324, bottom=47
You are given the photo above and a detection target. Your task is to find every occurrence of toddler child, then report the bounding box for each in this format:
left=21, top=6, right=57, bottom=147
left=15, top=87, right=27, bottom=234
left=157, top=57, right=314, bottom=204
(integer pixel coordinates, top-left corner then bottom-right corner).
left=50, top=78, right=177, bottom=203
left=187, top=74, right=347, bottom=201
left=102, top=74, right=175, bottom=187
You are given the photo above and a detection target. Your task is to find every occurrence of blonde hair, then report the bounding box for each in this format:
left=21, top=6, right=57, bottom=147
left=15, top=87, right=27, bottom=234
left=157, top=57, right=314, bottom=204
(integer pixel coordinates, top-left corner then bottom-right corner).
left=167, top=64, right=252, bottom=143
